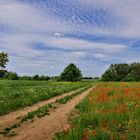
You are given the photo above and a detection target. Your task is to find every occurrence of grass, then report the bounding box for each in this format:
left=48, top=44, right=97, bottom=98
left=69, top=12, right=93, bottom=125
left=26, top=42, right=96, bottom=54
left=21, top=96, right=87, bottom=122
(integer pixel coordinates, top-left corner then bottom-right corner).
left=0, top=85, right=93, bottom=136
left=0, top=80, right=91, bottom=116
left=54, top=82, right=140, bottom=140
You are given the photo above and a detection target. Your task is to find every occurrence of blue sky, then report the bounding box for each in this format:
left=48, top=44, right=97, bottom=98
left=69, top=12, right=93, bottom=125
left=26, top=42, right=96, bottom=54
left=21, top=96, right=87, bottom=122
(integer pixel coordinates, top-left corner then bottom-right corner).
left=0, top=0, right=140, bottom=77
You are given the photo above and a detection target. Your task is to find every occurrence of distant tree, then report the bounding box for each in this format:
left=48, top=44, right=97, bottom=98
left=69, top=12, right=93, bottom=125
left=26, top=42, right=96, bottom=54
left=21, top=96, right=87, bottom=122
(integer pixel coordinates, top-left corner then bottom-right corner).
left=33, top=75, right=39, bottom=80
left=20, top=76, right=32, bottom=80
left=59, top=63, right=82, bottom=82
left=102, top=63, right=130, bottom=81
left=101, top=62, right=140, bottom=81
left=82, top=77, right=93, bottom=80
left=0, top=52, right=9, bottom=77
left=129, top=63, right=140, bottom=81
left=39, top=75, right=45, bottom=81
left=39, top=75, right=50, bottom=81
left=4, top=72, right=19, bottom=80
left=0, top=52, right=9, bottom=69
left=93, top=77, right=100, bottom=80
left=44, top=76, right=50, bottom=81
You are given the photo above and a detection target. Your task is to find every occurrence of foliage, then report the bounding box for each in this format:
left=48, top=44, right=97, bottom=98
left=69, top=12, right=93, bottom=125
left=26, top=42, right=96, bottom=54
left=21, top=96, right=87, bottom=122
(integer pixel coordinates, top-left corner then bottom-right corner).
left=0, top=70, right=7, bottom=78
left=101, top=62, right=140, bottom=81
left=0, top=80, right=90, bottom=116
left=60, top=63, right=82, bottom=82
left=55, top=82, right=140, bottom=140
left=0, top=52, right=9, bottom=77
left=4, top=72, right=19, bottom=80
left=0, top=52, right=9, bottom=69
left=129, top=62, right=140, bottom=81
left=32, top=75, right=39, bottom=80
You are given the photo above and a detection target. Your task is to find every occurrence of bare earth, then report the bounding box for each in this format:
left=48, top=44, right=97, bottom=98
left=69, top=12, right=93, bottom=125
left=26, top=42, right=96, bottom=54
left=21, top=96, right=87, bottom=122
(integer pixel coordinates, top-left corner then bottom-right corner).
left=0, top=87, right=94, bottom=140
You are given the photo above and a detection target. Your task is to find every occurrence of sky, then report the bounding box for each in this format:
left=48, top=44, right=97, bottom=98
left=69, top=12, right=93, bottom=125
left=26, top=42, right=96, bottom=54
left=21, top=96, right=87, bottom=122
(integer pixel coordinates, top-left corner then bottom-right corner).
left=0, top=0, right=140, bottom=77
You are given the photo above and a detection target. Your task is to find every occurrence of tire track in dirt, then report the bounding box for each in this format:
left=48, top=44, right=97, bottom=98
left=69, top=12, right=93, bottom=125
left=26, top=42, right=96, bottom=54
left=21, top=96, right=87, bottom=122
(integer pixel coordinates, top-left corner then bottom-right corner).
left=0, top=87, right=86, bottom=131
left=1, top=86, right=94, bottom=140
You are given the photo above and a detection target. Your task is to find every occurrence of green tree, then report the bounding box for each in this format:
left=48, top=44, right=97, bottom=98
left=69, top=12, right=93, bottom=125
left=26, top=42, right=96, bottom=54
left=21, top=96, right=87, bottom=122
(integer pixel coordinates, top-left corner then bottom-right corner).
left=102, top=64, right=130, bottom=81
left=101, top=62, right=140, bottom=81
left=59, top=63, right=82, bottom=82
left=0, top=52, right=9, bottom=77
left=0, top=52, right=9, bottom=69
left=4, top=72, right=19, bottom=80
left=129, top=63, right=140, bottom=81
left=33, top=75, right=39, bottom=80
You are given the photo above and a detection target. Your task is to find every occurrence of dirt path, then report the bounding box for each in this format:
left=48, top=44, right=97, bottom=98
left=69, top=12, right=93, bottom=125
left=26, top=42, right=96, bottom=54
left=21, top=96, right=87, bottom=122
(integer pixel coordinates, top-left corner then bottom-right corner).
left=1, top=86, right=94, bottom=140
left=0, top=87, right=85, bottom=131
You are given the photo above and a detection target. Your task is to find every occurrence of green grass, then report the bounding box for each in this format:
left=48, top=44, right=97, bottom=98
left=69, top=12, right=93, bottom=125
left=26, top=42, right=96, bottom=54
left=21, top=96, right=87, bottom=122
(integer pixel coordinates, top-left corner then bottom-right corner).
left=0, top=80, right=92, bottom=116
left=54, top=82, right=140, bottom=140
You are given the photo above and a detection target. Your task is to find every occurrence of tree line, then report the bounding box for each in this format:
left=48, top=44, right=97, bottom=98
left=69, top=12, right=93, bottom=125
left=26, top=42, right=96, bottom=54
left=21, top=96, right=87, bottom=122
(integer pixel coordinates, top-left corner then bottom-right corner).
left=101, top=63, right=140, bottom=81
left=0, top=52, right=83, bottom=81
left=1, top=52, right=139, bottom=82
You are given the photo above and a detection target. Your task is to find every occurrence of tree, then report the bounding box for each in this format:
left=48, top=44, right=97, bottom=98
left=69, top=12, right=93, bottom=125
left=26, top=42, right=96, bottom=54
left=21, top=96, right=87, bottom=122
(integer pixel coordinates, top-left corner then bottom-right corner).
left=102, top=64, right=129, bottom=81
left=4, top=72, right=19, bottom=80
left=0, top=52, right=9, bottom=69
left=59, top=63, right=82, bottom=82
left=0, top=52, right=9, bottom=77
left=129, top=63, right=140, bottom=81
left=101, top=62, right=140, bottom=81
left=32, top=75, right=39, bottom=80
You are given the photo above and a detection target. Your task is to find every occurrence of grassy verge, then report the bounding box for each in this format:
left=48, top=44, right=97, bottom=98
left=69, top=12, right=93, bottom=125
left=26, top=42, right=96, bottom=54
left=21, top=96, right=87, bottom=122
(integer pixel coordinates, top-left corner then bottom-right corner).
left=54, top=82, right=140, bottom=140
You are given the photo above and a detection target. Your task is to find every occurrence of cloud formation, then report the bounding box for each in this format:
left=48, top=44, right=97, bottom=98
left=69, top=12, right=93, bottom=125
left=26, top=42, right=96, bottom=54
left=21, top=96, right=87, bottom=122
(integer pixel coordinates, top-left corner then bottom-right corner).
left=0, top=0, right=140, bottom=76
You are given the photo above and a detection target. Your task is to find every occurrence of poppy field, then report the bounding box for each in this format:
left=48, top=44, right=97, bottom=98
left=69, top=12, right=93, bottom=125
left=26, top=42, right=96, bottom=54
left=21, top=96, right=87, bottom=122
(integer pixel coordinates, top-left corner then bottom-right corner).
left=55, top=82, right=140, bottom=140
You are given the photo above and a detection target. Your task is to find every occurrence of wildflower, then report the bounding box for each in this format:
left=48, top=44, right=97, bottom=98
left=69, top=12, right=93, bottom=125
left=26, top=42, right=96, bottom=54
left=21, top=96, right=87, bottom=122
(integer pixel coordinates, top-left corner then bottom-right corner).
left=120, top=107, right=125, bottom=113
left=109, top=110, right=113, bottom=113
left=102, top=107, right=104, bottom=111
left=92, top=130, right=96, bottom=136
left=114, top=107, right=118, bottom=112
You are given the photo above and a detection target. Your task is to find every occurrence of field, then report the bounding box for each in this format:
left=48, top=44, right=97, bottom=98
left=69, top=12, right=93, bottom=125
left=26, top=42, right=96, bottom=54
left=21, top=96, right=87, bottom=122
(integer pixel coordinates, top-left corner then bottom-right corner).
left=0, top=80, right=91, bottom=116
left=55, top=82, right=140, bottom=140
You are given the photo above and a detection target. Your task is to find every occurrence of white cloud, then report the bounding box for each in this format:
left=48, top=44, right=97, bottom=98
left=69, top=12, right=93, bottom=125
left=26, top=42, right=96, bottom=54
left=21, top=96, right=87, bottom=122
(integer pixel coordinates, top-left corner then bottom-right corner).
left=54, top=32, right=62, bottom=37
left=77, top=0, right=140, bottom=38
left=0, top=0, right=139, bottom=76
left=44, top=37, right=127, bottom=53
left=0, top=0, right=140, bottom=38
left=0, top=0, right=75, bottom=34
left=94, top=53, right=104, bottom=59
left=0, top=33, right=127, bottom=55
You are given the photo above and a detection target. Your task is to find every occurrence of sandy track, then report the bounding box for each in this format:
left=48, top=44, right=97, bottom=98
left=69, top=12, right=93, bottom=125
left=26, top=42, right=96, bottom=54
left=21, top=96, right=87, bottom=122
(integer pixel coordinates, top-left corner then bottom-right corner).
left=1, top=87, right=94, bottom=140
left=0, top=87, right=85, bottom=131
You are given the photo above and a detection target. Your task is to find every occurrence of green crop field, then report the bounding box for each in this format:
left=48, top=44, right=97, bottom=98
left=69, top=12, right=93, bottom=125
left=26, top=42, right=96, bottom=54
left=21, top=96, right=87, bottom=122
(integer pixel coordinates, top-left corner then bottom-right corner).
left=55, top=82, right=140, bottom=140
left=0, top=80, right=92, bottom=116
